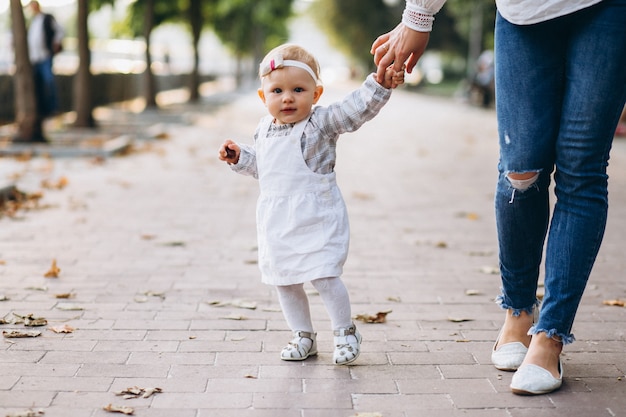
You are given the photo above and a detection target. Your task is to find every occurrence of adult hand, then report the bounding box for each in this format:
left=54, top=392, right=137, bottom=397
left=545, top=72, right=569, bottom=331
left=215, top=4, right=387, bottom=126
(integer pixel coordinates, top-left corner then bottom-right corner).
left=371, top=23, right=430, bottom=85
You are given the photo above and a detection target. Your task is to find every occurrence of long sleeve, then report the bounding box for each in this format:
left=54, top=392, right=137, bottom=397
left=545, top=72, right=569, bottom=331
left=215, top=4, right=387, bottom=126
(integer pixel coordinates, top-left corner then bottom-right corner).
left=229, top=125, right=262, bottom=179
left=404, top=0, right=447, bottom=31
left=311, top=74, right=391, bottom=139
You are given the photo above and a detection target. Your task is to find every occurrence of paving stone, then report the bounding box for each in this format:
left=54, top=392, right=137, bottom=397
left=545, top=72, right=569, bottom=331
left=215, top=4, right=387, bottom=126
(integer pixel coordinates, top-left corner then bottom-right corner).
left=1, top=76, right=625, bottom=416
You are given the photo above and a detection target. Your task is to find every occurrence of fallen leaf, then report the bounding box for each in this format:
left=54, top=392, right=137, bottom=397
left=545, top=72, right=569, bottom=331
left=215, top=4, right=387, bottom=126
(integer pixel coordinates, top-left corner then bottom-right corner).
left=354, top=310, right=392, bottom=324
left=602, top=299, right=625, bottom=307
left=0, top=259, right=6, bottom=265
left=26, top=286, right=48, bottom=292
left=435, top=241, right=447, bottom=248
left=41, top=176, right=68, bottom=190
left=142, top=290, right=165, bottom=299
left=140, top=234, right=157, bottom=240
left=208, top=299, right=257, bottom=309
left=103, top=404, right=134, bottom=415
left=6, top=409, right=45, bottom=417
left=480, top=266, right=499, bottom=275
left=14, top=313, right=48, bottom=327
left=54, top=292, right=76, bottom=299
left=142, top=387, right=162, bottom=398
left=3, top=330, right=42, bottom=338
left=0, top=294, right=9, bottom=301
left=244, top=374, right=257, bottom=379
left=44, top=259, right=61, bottom=278
left=465, top=289, right=482, bottom=296
left=115, top=386, right=162, bottom=399
left=49, top=324, right=75, bottom=333
left=448, top=317, right=473, bottom=323
left=386, top=296, right=402, bottom=302
left=161, top=241, right=185, bottom=247
left=352, top=191, right=375, bottom=200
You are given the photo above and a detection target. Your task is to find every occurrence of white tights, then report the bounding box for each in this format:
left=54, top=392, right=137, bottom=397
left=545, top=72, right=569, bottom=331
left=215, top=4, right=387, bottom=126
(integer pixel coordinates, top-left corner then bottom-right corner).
left=275, top=277, right=353, bottom=332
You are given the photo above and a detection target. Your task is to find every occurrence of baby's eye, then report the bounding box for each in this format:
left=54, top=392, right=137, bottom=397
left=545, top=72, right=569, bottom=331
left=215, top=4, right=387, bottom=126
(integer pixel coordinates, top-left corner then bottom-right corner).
left=294, top=87, right=304, bottom=93
left=272, top=88, right=282, bottom=93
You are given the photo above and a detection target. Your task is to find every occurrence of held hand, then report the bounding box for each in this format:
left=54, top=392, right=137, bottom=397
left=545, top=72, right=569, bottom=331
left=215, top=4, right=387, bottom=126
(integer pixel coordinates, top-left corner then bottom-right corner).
left=371, top=23, right=430, bottom=84
left=380, top=65, right=405, bottom=89
left=219, top=140, right=240, bottom=164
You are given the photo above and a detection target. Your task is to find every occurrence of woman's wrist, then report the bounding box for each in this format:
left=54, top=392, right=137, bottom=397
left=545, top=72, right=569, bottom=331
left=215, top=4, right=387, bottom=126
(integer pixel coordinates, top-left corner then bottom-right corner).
left=402, top=0, right=446, bottom=32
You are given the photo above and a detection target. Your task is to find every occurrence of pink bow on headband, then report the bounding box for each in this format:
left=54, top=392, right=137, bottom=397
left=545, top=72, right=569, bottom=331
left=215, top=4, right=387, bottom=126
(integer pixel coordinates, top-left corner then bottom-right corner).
left=259, top=53, right=319, bottom=83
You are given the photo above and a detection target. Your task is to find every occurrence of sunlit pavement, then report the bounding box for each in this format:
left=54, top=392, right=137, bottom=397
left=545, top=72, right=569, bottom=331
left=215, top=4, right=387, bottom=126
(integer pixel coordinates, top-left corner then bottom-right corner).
left=1, top=78, right=626, bottom=417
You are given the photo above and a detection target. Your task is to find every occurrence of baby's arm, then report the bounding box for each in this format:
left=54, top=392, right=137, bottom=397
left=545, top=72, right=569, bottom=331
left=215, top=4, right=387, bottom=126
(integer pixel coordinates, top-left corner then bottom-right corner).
left=218, top=139, right=259, bottom=178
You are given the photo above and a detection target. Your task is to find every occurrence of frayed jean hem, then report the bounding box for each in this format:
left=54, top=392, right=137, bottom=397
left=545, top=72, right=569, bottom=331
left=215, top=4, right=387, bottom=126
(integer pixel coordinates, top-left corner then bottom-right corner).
left=495, top=294, right=540, bottom=316
left=529, top=326, right=575, bottom=345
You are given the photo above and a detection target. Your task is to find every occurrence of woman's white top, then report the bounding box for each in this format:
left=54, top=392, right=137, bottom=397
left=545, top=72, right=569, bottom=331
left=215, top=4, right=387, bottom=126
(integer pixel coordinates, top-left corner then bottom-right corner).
left=406, top=0, right=604, bottom=27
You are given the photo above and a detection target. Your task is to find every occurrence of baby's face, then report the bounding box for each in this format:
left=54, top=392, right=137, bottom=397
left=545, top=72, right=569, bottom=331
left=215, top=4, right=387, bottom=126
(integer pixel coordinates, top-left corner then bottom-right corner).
left=258, top=66, right=322, bottom=125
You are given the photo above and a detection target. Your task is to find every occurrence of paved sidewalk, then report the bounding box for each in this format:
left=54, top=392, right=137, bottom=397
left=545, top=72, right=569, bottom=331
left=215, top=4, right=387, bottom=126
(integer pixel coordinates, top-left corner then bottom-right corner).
left=1, top=80, right=625, bottom=417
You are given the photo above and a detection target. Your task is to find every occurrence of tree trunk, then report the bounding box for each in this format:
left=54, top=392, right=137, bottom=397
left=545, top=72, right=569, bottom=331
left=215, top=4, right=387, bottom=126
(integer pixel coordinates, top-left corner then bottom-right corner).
left=143, top=0, right=157, bottom=108
left=10, top=0, right=44, bottom=142
left=73, top=0, right=95, bottom=128
left=187, top=0, right=202, bottom=102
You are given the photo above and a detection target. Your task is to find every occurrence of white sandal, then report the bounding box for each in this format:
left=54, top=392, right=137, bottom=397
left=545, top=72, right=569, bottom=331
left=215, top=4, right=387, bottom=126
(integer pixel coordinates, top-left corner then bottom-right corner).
left=280, top=331, right=317, bottom=361
left=333, top=324, right=362, bottom=365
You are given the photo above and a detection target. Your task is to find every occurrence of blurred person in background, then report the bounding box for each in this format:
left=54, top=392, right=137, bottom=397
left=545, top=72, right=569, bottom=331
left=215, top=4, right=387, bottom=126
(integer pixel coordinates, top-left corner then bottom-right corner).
left=27, top=0, right=64, bottom=121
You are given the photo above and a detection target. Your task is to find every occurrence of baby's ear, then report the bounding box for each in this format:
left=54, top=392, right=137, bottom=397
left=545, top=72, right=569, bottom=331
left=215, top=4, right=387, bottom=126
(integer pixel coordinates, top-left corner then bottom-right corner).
left=257, top=88, right=266, bottom=103
left=313, top=85, right=324, bottom=104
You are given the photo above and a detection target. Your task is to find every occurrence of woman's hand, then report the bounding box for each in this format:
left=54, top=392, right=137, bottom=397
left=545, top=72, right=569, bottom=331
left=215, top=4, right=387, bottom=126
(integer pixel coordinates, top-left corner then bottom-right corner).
left=371, top=23, right=430, bottom=85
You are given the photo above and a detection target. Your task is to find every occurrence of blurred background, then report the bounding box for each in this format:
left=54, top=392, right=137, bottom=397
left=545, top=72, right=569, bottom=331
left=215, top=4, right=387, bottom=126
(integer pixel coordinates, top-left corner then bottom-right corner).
left=0, top=0, right=497, bottom=128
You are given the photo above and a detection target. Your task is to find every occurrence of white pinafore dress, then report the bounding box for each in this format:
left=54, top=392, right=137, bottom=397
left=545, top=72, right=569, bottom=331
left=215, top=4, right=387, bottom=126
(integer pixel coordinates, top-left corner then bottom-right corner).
left=255, top=114, right=349, bottom=286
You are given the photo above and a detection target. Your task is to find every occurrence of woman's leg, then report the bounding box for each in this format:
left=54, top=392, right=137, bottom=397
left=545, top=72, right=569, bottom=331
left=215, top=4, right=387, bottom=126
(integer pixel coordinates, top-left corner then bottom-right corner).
left=494, top=11, right=563, bottom=346
left=523, top=0, right=626, bottom=378
left=496, top=0, right=626, bottom=386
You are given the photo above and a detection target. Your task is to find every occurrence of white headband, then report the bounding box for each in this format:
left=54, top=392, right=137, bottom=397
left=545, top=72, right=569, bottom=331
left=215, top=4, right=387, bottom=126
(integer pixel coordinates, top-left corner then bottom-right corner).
left=259, top=54, right=318, bottom=83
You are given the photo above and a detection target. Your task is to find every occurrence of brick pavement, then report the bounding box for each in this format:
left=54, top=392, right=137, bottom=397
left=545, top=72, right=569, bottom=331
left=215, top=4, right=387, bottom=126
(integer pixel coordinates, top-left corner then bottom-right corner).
left=1, top=80, right=625, bottom=417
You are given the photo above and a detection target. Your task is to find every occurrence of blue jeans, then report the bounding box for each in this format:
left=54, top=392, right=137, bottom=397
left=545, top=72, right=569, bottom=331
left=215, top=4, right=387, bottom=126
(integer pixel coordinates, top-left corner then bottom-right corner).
left=33, top=57, right=59, bottom=117
left=494, top=0, right=626, bottom=344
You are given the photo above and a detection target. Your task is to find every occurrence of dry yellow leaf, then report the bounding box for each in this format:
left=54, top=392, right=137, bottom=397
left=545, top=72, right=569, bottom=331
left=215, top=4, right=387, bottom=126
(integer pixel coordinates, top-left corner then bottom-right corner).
left=54, top=292, right=76, bottom=299
left=3, top=330, right=42, bottom=338
left=103, top=404, right=134, bottom=415
left=448, top=317, right=473, bottom=323
left=49, top=324, right=75, bottom=333
left=44, top=259, right=60, bottom=278
left=354, top=310, right=392, bottom=324
left=603, top=299, right=625, bottom=307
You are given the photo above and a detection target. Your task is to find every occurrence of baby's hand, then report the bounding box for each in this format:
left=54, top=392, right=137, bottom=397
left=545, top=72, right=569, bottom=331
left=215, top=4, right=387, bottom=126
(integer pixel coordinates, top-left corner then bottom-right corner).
left=219, top=140, right=240, bottom=164
left=382, top=65, right=405, bottom=89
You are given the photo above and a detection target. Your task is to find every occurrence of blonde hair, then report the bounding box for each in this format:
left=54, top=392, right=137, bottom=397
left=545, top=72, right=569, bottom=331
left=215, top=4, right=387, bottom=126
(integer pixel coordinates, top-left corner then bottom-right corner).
left=258, top=44, right=321, bottom=83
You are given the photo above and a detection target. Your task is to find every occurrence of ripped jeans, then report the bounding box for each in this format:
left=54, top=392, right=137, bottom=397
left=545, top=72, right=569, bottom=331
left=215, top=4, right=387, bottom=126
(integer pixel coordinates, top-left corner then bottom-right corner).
left=494, top=1, right=626, bottom=344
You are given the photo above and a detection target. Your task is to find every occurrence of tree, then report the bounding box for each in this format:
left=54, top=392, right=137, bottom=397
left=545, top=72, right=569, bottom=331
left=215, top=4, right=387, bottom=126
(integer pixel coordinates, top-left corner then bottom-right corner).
left=210, top=0, right=294, bottom=84
left=311, top=0, right=398, bottom=72
left=9, top=0, right=43, bottom=142
left=311, top=0, right=495, bottom=75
